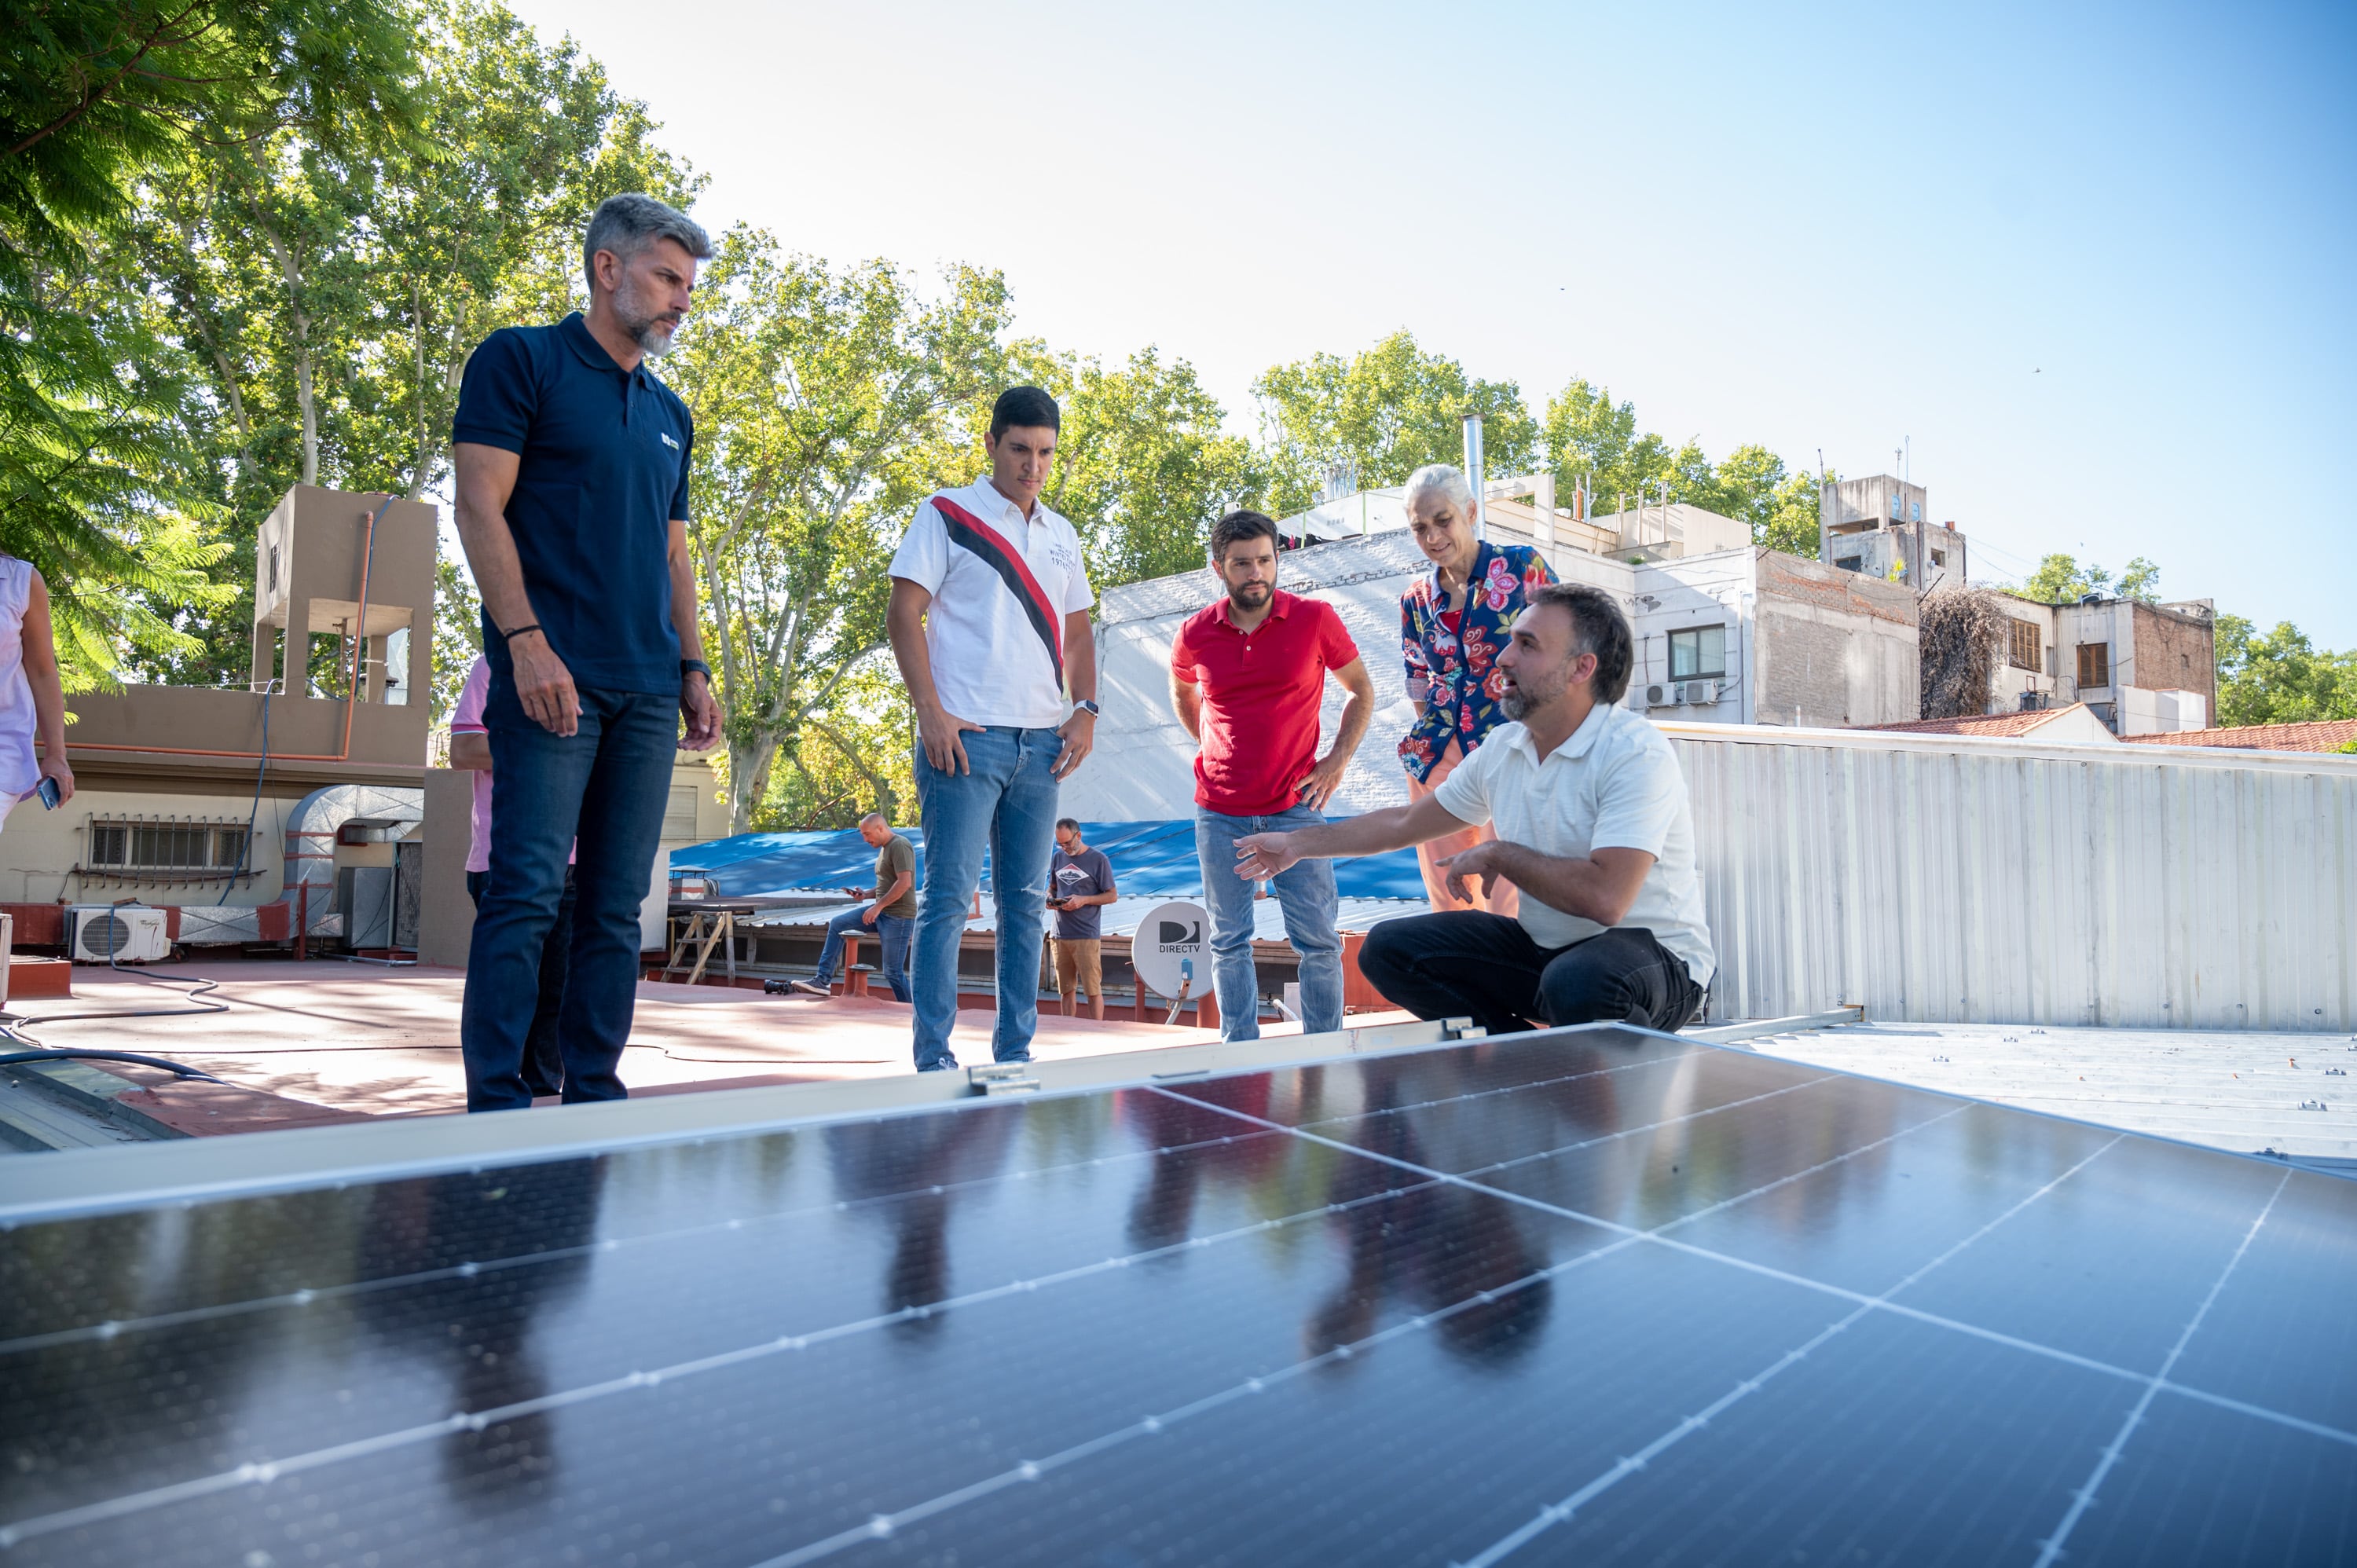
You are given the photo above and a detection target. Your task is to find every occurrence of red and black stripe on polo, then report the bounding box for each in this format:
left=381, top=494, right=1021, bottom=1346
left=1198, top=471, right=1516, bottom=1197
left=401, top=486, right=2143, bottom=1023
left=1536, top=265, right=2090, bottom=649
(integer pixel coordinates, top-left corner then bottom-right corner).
left=930, top=494, right=1065, bottom=688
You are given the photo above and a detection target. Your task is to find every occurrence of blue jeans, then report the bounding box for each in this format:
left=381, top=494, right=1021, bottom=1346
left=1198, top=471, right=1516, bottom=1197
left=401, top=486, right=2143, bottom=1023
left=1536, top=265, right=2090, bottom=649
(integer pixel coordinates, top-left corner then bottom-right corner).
left=911, top=727, right=1061, bottom=1072
left=813, top=905, right=912, bottom=1002
left=1194, top=803, right=1344, bottom=1042
left=462, top=680, right=677, bottom=1112
left=466, top=866, right=573, bottom=1097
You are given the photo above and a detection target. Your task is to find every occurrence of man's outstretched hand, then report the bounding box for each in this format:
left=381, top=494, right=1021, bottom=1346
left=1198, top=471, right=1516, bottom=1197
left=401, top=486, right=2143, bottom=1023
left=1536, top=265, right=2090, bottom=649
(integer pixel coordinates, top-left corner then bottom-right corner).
left=1434, top=841, right=1511, bottom=905
left=1233, top=832, right=1299, bottom=881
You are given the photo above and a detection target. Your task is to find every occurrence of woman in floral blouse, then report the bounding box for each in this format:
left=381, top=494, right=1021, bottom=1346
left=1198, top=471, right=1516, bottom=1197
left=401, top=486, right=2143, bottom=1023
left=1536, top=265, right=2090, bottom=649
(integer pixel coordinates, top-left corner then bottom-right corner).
left=1395, top=463, right=1557, bottom=913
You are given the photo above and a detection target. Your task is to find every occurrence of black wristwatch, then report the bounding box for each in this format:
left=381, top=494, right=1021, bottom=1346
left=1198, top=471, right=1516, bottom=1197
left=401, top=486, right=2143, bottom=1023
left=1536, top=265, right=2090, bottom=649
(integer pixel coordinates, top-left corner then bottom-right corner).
left=681, top=658, right=712, bottom=682
left=1072, top=698, right=1102, bottom=717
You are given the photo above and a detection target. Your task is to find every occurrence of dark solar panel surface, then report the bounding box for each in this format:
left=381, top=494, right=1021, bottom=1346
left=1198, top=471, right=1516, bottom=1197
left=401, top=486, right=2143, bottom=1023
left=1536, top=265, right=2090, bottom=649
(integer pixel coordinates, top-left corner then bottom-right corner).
left=3, top=1027, right=2352, bottom=1566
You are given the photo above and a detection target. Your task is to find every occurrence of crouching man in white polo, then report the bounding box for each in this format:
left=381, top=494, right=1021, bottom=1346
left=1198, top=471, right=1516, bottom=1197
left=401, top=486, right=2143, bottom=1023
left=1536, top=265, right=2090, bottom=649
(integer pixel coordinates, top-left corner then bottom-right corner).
left=1232, top=582, right=1712, bottom=1035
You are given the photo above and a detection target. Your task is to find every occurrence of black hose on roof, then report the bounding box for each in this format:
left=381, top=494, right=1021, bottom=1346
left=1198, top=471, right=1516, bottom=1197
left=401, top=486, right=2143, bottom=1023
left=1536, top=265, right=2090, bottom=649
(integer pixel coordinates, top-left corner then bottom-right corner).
left=0, top=1048, right=227, bottom=1083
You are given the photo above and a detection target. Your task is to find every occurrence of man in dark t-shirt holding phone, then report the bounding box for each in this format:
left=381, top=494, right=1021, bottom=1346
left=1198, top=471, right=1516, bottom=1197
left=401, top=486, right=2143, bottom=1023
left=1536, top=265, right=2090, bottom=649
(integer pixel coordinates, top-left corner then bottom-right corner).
left=1048, top=818, right=1116, bottom=1018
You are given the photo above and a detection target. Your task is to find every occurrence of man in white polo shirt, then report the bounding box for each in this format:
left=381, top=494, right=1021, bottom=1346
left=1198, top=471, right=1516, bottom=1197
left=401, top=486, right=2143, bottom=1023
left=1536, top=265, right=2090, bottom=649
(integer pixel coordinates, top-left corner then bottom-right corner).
left=1232, top=581, right=1711, bottom=1035
left=886, top=386, right=1099, bottom=1071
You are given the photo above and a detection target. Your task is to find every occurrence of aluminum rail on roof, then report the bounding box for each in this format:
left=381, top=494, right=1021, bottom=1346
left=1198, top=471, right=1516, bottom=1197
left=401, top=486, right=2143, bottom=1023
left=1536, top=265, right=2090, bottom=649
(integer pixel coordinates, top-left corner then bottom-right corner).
left=0, top=1018, right=1473, bottom=1222
left=1653, top=720, right=2356, bottom=1032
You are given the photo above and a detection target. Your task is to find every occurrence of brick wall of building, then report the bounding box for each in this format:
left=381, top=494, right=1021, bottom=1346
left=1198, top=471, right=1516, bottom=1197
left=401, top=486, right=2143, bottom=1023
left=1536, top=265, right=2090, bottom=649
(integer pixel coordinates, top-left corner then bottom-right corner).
left=2130, top=603, right=2216, bottom=711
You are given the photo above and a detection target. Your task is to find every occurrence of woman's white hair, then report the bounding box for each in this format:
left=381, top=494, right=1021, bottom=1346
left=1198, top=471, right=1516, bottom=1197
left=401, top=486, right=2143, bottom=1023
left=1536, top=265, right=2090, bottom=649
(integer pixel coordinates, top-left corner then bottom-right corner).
left=1402, top=463, right=1475, bottom=515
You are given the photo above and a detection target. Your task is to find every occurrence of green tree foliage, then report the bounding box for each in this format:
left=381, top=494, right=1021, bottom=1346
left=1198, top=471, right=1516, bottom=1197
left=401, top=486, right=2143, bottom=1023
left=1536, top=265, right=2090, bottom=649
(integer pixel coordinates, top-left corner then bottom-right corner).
left=2116, top=556, right=2161, bottom=602
left=2023, top=552, right=2125, bottom=603
left=1253, top=332, right=1537, bottom=517
left=2, top=0, right=413, bottom=683
left=2213, top=614, right=2357, bottom=727
left=1541, top=382, right=1819, bottom=556
left=428, top=549, right=479, bottom=721
left=100, top=0, right=692, bottom=688
left=669, top=229, right=1014, bottom=831
left=1030, top=348, right=1254, bottom=586
left=747, top=661, right=915, bottom=831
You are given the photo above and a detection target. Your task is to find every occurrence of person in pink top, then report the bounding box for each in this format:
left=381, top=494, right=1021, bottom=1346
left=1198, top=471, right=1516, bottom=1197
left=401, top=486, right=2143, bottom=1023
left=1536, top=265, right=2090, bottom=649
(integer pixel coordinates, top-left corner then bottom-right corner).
left=451, top=654, right=570, bottom=1098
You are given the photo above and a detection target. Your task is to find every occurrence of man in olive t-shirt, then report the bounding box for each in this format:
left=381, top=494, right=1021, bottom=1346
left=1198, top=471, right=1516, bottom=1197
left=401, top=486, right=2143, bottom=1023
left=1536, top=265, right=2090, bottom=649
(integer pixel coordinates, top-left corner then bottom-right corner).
left=790, top=812, right=916, bottom=1002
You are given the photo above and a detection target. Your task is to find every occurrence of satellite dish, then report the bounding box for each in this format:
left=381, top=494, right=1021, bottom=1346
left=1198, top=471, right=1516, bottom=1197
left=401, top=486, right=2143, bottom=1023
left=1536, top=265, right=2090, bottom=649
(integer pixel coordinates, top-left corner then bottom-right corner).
left=1131, top=899, right=1208, bottom=999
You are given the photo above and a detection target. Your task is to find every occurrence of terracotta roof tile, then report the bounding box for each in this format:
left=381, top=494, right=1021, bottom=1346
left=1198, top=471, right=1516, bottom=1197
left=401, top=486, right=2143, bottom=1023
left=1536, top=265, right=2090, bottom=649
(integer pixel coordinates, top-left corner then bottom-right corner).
left=2121, top=717, right=2357, bottom=753
left=1857, top=703, right=2088, bottom=737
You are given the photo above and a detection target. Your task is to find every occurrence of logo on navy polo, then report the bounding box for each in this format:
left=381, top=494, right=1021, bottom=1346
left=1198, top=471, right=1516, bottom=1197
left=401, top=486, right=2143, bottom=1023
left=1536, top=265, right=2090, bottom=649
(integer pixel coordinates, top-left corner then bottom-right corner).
left=660, top=431, right=680, bottom=449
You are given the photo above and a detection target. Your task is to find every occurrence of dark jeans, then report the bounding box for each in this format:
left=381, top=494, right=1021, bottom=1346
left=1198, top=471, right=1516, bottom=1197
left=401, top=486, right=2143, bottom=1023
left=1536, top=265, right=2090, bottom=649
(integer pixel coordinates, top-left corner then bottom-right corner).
left=1358, top=912, right=1704, bottom=1038
left=461, top=680, right=677, bottom=1112
left=467, top=867, right=573, bottom=1098
left=813, top=906, right=913, bottom=1002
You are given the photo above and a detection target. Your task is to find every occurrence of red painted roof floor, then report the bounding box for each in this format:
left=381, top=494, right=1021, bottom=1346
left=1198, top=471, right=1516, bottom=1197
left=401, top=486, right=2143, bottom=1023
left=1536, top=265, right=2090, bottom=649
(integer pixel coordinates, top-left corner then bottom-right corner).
left=13, top=958, right=1403, bottom=1135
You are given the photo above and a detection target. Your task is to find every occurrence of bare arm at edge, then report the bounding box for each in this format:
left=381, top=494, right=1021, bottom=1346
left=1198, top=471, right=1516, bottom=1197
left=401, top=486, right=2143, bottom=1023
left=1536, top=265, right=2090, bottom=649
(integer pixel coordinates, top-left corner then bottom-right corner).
left=453, top=441, right=577, bottom=737
left=669, top=518, right=719, bottom=750
left=22, top=571, right=71, bottom=801
left=1232, top=792, right=1471, bottom=879
left=888, top=577, right=981, bottom=775
left=1052, top=608, right=1098, bottom=781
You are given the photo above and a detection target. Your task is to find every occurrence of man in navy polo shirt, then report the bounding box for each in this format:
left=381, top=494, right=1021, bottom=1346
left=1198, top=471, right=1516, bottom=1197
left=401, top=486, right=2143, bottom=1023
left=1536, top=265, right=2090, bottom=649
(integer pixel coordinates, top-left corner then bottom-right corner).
left=450, top=192, right=722, bottom=1112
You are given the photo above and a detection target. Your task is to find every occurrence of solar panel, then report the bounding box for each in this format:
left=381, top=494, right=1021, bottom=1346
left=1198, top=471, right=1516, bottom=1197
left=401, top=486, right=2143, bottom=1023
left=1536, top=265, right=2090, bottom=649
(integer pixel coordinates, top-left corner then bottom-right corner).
left=3, top=1026, right=2352, bottom=1566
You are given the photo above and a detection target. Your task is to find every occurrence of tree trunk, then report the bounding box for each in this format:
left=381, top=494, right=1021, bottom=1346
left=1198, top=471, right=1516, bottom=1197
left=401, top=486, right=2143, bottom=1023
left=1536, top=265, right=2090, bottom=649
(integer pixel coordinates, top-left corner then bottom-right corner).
left=209, top=347, right=256, bottom=485
left=728, top=736, right=775, bottom=833
left=259, top=219, right=317, bottom=485
left=407, top=280, right=431, bottom=500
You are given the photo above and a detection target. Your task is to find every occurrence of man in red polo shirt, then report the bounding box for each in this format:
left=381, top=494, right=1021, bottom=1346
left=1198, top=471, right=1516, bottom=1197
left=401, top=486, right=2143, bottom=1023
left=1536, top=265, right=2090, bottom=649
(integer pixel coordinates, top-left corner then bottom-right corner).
left=1170, top=510, right=1375, bottom=1039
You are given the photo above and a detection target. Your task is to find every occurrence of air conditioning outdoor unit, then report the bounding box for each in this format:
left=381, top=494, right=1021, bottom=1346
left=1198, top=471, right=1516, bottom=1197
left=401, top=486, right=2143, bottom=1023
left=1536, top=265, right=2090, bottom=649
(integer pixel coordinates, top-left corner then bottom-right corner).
left=1674, top=680, right=1721, bottom=706
left=1644, top=683, right=1672, bottom=708
left=66, top=905, right=172, bottom=964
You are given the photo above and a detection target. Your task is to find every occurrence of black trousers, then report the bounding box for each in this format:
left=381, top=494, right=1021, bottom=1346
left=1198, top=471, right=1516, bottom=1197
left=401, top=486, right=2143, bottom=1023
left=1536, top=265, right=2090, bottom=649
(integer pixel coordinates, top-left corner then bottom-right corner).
left=1358, top=912, right=1704, bottom=1038
left=467, top=866, right=573, bottom=1099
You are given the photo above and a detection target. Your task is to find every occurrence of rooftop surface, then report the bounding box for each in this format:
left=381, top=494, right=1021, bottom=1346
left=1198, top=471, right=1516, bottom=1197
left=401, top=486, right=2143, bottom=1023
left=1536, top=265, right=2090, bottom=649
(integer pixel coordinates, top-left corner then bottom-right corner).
left=1749, top=1019, right=2357, bottom=1165
left=2, top=959, right=1351, bottom=1131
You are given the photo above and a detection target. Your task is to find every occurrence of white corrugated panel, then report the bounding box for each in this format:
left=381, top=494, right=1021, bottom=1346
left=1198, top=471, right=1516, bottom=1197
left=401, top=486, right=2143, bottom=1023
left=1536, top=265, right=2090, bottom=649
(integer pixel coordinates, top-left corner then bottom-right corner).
left=1670, top=723, right=2357, bottom=1031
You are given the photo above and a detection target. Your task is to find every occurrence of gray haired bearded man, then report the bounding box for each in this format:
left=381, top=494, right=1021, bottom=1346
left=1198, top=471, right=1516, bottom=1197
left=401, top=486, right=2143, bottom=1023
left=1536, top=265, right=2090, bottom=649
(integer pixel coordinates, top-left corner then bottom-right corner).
left=1233, top=582, right=1714, bottom=1037
left=450, top=192, right=723, bottom=1112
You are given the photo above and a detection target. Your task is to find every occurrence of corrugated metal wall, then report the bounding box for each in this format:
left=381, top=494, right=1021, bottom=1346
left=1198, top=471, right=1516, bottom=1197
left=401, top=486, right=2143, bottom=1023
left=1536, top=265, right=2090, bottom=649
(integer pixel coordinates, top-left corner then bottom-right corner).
left=1671, top=726, right=2357, bottom=1031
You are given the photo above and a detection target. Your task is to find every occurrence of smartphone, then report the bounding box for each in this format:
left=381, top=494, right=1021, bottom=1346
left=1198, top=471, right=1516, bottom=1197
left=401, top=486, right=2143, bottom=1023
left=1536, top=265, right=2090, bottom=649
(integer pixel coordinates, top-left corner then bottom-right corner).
left=35, top=776, right=60, bottom=810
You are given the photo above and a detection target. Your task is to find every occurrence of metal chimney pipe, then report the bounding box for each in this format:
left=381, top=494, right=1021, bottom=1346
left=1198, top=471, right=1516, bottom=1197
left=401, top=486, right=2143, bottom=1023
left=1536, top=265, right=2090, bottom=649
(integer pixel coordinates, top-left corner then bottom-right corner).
left=1461, top=414, right=1486, bottom=539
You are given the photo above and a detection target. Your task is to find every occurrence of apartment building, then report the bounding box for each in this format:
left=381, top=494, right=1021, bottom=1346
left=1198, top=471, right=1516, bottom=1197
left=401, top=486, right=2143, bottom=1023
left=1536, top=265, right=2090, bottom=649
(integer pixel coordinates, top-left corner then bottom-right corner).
left=1988, top=592, right=2215, bottom=735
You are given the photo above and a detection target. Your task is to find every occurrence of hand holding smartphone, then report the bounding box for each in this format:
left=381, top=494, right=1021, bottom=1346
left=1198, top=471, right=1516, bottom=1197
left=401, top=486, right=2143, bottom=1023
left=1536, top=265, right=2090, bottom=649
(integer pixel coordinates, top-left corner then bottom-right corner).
left=36, top=775, right=60, bottom=810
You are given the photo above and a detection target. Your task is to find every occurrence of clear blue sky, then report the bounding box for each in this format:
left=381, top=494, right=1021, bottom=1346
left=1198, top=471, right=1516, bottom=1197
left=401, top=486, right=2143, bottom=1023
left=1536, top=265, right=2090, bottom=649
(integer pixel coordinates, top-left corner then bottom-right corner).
left=506, top=0, right=2357, bottom=644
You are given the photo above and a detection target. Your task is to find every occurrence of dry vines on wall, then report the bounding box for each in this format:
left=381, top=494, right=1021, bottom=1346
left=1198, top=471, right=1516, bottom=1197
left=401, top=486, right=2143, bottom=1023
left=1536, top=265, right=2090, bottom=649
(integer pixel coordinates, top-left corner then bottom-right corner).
left=1919, top=585, right=2007, bottom=719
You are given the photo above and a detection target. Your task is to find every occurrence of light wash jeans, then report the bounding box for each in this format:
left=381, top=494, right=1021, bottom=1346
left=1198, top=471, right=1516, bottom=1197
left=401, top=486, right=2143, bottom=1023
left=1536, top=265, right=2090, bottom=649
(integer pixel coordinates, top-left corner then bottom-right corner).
left=911, top=727, right=1061, bottom=1071
left=1193, top=803, right=1344, bottom=1042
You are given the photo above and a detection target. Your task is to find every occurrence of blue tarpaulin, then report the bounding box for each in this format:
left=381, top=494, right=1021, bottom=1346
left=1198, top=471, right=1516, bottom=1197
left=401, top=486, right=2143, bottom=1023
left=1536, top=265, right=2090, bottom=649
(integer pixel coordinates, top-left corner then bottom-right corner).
left=670, top=819, right=1429, bottom=901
